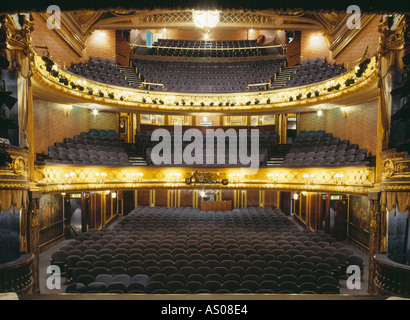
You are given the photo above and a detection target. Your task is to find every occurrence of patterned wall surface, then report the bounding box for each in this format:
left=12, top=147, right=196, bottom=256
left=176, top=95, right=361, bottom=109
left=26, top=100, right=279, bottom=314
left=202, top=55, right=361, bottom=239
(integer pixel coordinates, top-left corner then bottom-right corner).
left=33, top=98, right=117, bottom=155
left=300, top=30, right=332, bottom=63
left=299, top=99, right=378, bottom=156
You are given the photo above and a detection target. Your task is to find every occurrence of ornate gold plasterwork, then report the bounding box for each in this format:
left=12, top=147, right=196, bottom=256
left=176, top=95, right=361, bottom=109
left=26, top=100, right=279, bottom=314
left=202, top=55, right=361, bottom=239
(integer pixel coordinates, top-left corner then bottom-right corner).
left=31, top=52, right=378, bottom=115
left=0, top=146, right=29, bottom=190
left=382, top=158, right=395, bottom=178
left=380, top=149, right=410, bottom=192
left=12, top=156, right=27, bottom=176
left=34, top=163, right=375, bottom=195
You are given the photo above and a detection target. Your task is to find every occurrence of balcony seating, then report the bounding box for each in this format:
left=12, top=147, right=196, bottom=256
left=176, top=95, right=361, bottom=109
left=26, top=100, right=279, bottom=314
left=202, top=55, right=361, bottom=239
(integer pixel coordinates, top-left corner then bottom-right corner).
left=281, top=130, right=370, bottom=167
left=285, top=59, right=346, bottom=88
left=45, top=129, right=131, bottom=166
left=60, top=206, right=349, bottom=294
left=132, top=59, right=285, bottom=93
left=135, top=130, right=279, bottom=167
left=150, top=39, right=266, bottom=58
left=67, top=57, right=132, bottom=88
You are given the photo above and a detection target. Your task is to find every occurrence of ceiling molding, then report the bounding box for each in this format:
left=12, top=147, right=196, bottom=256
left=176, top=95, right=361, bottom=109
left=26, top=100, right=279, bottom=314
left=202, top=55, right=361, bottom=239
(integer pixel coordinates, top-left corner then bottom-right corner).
left=37, top=11, right=104, bottom=56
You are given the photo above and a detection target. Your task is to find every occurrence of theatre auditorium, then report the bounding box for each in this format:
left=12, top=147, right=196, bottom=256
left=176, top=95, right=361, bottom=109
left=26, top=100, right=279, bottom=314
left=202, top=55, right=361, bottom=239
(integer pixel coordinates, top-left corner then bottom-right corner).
left=0, top=0, right=409, bottom=301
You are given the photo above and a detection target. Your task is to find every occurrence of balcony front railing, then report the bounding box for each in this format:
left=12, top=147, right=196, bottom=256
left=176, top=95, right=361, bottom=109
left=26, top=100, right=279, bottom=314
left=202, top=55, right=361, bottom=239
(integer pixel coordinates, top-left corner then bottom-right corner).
left=374, top=253, right=410, bottom=297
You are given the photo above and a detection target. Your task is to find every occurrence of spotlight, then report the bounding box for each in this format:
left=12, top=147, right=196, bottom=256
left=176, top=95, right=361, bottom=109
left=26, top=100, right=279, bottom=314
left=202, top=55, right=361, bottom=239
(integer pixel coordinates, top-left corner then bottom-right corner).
left=254, top=99, right=260, bottom=105
left=306, top=92, right=312, bottom=98
left=296, top=93, right=302, bottom=100
left=175, top=101, right=179, bottom=106
left=142, top=98, right=146, bottom=103
left=289, top=97, right=293, bottom=102
left=98, top=91, right=104, bottom=97
left=190, top=102, right=194, bottom=106
left=246, top=101, right=251, bottom=105
left=70, top=82, right=77, bottom=89
left=266, top=99, right=271, bottom=104
left=209, top=102, right=214, bottom=106
left=201, top=102, right=205, bottom=107
left=159, top=100, right=164, bottom=104
left=88, top=89, right=94, bottom=95
left=108, top=92, right=114, bottom=99
left=315, top=90, right=320, bottom=97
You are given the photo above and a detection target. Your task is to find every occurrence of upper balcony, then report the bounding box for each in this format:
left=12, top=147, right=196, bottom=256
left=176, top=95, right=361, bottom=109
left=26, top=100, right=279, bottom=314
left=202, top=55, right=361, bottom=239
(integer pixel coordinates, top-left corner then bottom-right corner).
left=31, top=52, right=379, bottom=115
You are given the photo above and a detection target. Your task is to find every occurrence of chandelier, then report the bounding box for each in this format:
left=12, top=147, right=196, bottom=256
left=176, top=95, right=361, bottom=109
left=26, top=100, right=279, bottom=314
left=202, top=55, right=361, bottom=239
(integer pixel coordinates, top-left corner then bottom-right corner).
left=192, top=10, right=219, bottom=30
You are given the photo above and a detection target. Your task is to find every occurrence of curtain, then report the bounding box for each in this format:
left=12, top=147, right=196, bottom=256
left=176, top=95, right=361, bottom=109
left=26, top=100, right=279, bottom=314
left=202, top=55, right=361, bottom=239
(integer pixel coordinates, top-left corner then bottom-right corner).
left=16, top=51, right=30, bottom=149
left=0, top=190, right=29, bottom=213
left=380, top=191, right=410, bottom=218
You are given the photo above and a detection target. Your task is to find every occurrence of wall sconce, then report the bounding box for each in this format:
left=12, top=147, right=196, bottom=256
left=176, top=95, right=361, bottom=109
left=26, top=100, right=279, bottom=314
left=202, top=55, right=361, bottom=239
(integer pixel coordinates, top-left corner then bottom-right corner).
left=228, top=173, right=243, bottom=183
left=303, top=173, right=315, bottom=184
left=95, top=172, right=107, bottom=183
left=340, top=107, right=349, bottom=118
left=168, top=172, right=182, bottom=183
left=293, top=193, right=299, bottom=200
left=267, top=173, right=279, bottom=183
left=64, top=171, right=76, bottom=184
left=334, top=173, right=345, bottom=185
left=111, top=192, right=117, bottom=199
left=132, top=172, right=143, bottom=183
left=317, top=110, right=323, bottom=117
left=63, top=105, right=72, bottom=117
left=92, top=109, right=99, bottom=115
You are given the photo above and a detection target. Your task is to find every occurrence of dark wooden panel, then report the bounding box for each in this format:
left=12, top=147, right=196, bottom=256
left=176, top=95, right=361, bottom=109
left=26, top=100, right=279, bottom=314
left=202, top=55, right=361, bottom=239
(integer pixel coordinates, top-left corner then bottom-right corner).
left=155, top=189, right=168, bottom=207
left=221, top=190, right=235, bottom=205
left=247, top=189, right=259, bottom=207
left=105, top=193, right=112, bottom=223
left=180, top=189, right=193, bottom=207
left=264, top=190, right=278, bottom=209
left=137, top=189, right=150, bottom=207
left=201, top=201, right=232, bottom=212
left=95, top=192, right=102, bottom=229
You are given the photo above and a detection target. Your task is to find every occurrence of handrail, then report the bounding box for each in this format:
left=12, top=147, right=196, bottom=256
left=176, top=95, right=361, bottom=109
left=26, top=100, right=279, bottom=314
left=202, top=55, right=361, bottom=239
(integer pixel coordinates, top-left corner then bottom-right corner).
left=131, top=43, right=283, bottom=51
left=0, top=253, right=34, bottom=294
left=374, top=253, right=410, bottom=297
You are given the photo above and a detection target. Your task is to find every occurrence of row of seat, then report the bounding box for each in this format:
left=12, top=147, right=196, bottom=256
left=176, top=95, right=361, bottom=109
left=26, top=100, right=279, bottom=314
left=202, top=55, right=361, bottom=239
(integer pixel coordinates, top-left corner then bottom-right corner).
left=133, top=59, right=284, bottom=93
left=135, top=130, right=279, bottom=167
left=44, top=129, right=132, bottom=166
left=67, top=57, right=133, bottom=88
left=150, top=39, right=266, bottom=57
left=55, top=206, right=363, bottom=294
left=282, top=130, right=370, bottom=167
left=285, top=59, right=346, bottom=88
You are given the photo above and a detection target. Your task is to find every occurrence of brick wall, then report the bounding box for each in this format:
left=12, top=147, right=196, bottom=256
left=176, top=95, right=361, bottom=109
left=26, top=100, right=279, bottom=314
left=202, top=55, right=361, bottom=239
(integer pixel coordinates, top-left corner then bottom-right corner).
left=334, top=15, right=381, bottom=67
left=301, top=30, right=332, bottom=63
left=31, top=13, right=79, bottom=66
left=31, top=13, right=116, bottom=66
left=116, top=30, right=131, bottom=66
left=287, top=31, right=301, bottom=66
left=33, top=98, right=118, bottom=155
left=299, top=99, right=379, bottom=156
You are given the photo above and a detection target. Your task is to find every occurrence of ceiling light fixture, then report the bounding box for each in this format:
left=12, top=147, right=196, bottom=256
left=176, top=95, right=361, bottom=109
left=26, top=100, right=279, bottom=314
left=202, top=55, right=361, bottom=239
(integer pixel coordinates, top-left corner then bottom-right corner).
left=193, top=10, right=219, bottom=31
